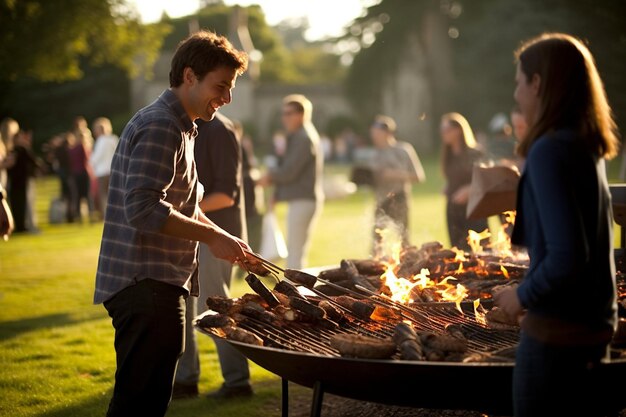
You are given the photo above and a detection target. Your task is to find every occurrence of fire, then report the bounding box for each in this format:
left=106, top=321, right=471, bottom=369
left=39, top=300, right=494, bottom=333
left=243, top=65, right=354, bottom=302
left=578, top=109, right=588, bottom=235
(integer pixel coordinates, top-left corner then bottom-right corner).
left=473, top=299, right=487, bottom=325
left=436, top=277, right=469, bottom=312
left=465, top=211, right=528, bottom=261
left=381, top=261, right=470, bottom=306
left=373, top=209, right=526, bottom=308
left=500, top=265, right=509, bottom=279
left=467, top=228, right=491, bottom=254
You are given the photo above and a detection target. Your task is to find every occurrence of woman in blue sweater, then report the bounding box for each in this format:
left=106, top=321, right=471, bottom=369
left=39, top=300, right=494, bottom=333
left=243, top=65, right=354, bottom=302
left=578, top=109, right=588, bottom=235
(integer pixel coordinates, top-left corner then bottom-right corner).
left=494, top=33, right=620, bottom=417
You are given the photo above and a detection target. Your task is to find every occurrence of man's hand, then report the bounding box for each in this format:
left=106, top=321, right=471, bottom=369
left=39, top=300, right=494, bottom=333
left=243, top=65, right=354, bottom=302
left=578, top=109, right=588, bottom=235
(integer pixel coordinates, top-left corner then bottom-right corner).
left=205, top=228, right=247, bottom=264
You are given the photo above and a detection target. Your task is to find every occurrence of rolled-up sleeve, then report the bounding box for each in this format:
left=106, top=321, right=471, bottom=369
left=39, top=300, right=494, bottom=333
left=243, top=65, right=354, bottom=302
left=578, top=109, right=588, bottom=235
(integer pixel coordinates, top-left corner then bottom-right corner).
left=124, top=122, right=180, bottom=231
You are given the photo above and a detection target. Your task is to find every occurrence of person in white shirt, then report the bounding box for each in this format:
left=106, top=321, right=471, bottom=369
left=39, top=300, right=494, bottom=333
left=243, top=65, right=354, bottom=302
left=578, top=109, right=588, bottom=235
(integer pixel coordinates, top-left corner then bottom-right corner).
left=89, top=117, right=119, bottom=217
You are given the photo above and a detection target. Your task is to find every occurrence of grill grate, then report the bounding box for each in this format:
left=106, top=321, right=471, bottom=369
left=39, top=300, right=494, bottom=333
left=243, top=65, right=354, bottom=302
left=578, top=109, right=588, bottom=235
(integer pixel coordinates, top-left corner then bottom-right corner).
left=202, top=300, right=519, bottom=361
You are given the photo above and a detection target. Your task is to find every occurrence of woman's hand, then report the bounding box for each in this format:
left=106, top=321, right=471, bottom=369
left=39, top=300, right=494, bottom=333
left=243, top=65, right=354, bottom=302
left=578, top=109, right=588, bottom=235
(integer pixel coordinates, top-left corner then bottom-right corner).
left=452, top=185, right=471, bottom=204
left=493, top=284, right=525, bottom=323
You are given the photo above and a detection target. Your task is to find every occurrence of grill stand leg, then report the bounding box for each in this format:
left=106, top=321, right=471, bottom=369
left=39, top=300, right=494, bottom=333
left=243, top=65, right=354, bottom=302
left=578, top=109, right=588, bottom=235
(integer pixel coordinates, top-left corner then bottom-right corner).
left=282, top=378, right=289, bottom=417
left=310, top=381, right=324, bottom=417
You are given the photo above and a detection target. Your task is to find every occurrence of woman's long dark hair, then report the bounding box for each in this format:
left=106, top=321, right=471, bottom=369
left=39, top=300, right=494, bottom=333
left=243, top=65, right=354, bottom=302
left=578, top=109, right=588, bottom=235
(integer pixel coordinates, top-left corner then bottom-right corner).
left=515, top=33, right=620, bottom=159
left=440, top=112, right=478, bottom=176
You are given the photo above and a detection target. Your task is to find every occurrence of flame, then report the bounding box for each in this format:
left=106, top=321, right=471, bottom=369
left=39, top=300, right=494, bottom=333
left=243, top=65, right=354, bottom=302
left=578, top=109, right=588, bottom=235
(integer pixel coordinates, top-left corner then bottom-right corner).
left=464, top=211, right=528, bottom=262
left=473, top=299, right=487, bottom=325
left=500, top=265, right=509, bottom=279
left=452, top=247, right=467, bottom=262
left=436, top=278, right=468, bottom=312
left=374, top=210, right=525, bottom=307
left=467, top=228, right=491, bottom=254
left=383, top=267, right=419, bottom=304
left=381, top=262, right=470, bottom=306
left=370, top=305, right=401, bottom=322
left=503, top=210, right=516, bottom=225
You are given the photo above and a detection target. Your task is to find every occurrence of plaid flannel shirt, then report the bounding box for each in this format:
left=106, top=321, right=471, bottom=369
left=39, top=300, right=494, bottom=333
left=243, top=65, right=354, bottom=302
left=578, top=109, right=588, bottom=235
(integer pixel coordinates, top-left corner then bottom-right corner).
left=94, top=89, right=201, bottom=304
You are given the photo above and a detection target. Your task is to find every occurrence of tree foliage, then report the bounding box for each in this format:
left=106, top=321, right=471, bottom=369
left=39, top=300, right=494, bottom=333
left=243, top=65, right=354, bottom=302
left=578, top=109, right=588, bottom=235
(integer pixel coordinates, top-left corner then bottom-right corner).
left=0, top=0, right=171, bottom=82
left=160, top=4, right=344, bottom=84
left=344, top=0, right=626, bottom=138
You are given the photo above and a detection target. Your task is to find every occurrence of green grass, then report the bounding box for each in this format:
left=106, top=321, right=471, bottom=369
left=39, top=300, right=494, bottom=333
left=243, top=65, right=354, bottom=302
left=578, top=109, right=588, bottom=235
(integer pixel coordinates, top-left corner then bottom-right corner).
left=1, top=155, right=623, bottom=417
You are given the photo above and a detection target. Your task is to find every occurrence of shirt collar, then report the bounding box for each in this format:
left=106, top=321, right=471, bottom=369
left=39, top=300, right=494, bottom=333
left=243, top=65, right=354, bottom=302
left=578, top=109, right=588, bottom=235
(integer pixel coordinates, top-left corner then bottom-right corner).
left=159, top=89, right=197, bottom=137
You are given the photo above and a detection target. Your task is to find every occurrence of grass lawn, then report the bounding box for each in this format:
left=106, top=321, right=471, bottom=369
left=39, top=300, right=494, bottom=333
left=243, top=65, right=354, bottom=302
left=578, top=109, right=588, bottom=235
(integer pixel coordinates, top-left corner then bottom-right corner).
left=0, top=155, right=622, bottom=417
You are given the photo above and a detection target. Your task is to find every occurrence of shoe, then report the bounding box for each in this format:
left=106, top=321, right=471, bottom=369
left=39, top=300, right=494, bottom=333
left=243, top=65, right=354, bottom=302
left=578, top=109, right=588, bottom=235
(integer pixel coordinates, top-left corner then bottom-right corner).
left=171, top=382, right=199, bottom=399
left=206, top=384, right=253, bottom=399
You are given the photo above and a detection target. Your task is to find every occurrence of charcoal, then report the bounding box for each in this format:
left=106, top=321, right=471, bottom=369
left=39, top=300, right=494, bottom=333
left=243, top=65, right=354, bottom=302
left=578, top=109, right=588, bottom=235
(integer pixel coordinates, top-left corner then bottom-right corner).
left=420, top=241, right=444, bottom=253
left=430, top=249, right=458, bottom=260
left=347, top=259, right=386, bottom=275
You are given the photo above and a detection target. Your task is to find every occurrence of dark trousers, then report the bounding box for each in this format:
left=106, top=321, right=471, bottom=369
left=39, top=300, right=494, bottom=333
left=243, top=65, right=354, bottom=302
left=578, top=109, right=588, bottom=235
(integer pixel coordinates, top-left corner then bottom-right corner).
left=445, top=200, right=488, bottom=252
left=8, top=184, right=27, bottom=232
left=104, top=279, right=187, bottom=417
left=514, top=331, right=609, bottom=417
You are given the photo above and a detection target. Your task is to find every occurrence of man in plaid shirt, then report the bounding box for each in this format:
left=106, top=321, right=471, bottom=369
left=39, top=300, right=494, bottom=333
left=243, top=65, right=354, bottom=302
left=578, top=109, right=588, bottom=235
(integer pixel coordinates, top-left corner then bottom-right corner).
left=94, top=31, right=252, bottom=417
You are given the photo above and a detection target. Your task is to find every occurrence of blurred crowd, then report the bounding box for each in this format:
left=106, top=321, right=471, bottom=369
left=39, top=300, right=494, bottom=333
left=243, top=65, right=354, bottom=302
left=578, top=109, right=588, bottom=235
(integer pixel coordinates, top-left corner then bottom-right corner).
left=0, top=115, right=119, bottom=233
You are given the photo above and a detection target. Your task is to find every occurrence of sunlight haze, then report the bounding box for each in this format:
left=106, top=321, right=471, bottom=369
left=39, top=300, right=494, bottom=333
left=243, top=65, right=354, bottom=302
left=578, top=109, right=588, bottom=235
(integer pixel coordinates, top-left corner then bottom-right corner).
left=129, top=0, right=377, bottom=41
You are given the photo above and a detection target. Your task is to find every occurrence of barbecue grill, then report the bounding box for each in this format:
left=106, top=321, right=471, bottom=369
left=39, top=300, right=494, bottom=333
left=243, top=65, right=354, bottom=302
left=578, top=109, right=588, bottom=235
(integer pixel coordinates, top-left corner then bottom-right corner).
left=197, top=300, right=521, bottom=416
left=197, top=245, right=626, bottom=417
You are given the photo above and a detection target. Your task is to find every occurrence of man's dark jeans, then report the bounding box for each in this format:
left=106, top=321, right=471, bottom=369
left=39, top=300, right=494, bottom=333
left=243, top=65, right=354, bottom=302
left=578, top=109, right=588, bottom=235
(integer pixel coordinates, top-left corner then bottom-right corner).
left=104, top=279, right=187, bottom=417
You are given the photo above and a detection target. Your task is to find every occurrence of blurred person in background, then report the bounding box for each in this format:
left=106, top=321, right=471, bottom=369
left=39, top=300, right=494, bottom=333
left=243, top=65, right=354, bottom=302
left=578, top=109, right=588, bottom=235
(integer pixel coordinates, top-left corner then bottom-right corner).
left=369, top=114, right=425, bottom=255
left=257, top=94, right=324, bottom=269
left=6, top=128, right=43, bottom=233
left=0, top=117, right=19, bottom=189
left=0, top=182, right=14, bottom=240
left=485, top=112, right=517, bottom=161
left=510, top=105, right=528, bottom=143
left=90, top=117, right=119, bottom=218
left=509, top=105, right=529, bottom=172
left=239, top=123, right=263, bottom=253
left=68, top=129, right=95, bottom=223
left=173, top=112, right=252, bottom=400
left=440, top=112, right=488, bottom=251
left=494, top=32, right=620, bottom=417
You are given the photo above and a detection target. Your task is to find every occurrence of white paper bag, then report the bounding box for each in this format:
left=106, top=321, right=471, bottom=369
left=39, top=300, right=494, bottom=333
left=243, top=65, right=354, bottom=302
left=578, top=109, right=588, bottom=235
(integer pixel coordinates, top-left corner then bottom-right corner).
left=259, top=211, right=288, bottom=261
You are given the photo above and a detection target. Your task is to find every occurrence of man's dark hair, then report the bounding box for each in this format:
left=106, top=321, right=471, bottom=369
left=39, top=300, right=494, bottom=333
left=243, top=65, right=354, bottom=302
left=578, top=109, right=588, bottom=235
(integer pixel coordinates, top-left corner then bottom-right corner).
left=169, top=30, right=248, bottom=88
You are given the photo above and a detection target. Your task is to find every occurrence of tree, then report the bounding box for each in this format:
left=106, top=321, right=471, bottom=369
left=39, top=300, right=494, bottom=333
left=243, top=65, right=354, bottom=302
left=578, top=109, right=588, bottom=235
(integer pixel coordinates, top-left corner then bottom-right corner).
left=342, top=0, right=626, bottom=145
left=0, top=0, right=170, bottom=82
